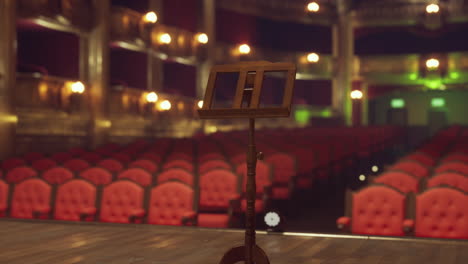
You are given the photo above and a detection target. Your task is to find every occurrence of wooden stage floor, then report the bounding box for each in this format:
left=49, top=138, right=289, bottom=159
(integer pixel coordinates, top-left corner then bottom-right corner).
left=0, top=219, right=467, bottom=264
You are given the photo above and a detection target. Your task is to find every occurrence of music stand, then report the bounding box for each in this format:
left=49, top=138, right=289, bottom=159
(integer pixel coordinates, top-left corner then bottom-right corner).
left=198, top=61, right=296, bottom=264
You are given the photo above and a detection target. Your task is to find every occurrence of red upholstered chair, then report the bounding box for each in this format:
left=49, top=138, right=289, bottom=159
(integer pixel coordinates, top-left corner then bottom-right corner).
left=51, top=152, right=73, bottom=163
left=390, top=161, right=430, bottom=178
left=403, top=152, right=436, bottom=167
left=129, top=159, right=159, bottom=174
left=147, top=181, right=196, bottom=226
left=434, top=162, right=468, bottom=176
left=337, top=185, right=408, bottom=236
left=5, top=166, right=38, bottom=184
left=156, top=168, right=194, bottom=186
left=80, top=167, right=113, bottom=185
left=0, top=180, right=9, bottom=217
left=197, top=169, right=241, bottom=228
left=117, top=168, right=152, bottom=187
left=236, top=161, right=272, bottom=214
left=80, top=152, right=102, bottom=164
left=42, top=167, right=74, bottom=185
left=440, top=153, right=468, bottom=164
left=199, top=152, right=225, bottom=164
left=373, top=171, right=420, bottom=193
left=265, top=153, right=297, bottom=199
left=426, top=172, right=468, bottom=193
left=68, top=147, right=87, bottom=157
left=63, top=159, right=90, bottom=172
left=110, top=153, right=131, bottom=164
left=10, top=178, right=52, bottom=219
left=199, top=159, right=232, bottom=174
left=23, top=152, right=44, bottom=163
left=163, top=159, right=194, bottom=172
left=139, top=152, right=162, bottom=164
left=167, top=152, right=193, bottom=163
left=99, top=180, right=146, bottom=223
left=2, top=158, right=26, bottom=171
left=31, top=158, right=57, bottom=172
left=404, top=187, right=468, bottom=239
left=97, top=159, right=124, bottom=174
left=54, top=179, right=97, bottom=221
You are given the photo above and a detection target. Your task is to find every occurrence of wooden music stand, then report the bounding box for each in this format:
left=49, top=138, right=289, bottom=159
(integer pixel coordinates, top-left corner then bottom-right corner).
left=198, top=61, right=296, bottom=264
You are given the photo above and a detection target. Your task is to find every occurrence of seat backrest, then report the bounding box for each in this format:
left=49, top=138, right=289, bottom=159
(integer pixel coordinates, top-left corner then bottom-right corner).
left=0, top=180, right=9, bottom=216
left=434, top=162, right=468, bottom=175
left=199, top=159, right=231, bottom=174
left=99, top=180, right=144, bottom=223
left=97, top=159, right=124, bottom=174
left=403, top=152, right=435, bottom=167
left=80, top=167, right=113, bottom=185
left=199, top=169, right=239, bottom=210
left=63, top=159, right=90, bottom=172
left=129, top=159, right=159, bottom=173
left=350, top=185, right=406, bottom=236
left=440, top=153, right=468, bottom=164
left=427, top=172, right=468, bottom=192
left=138, top=152, right=162, bottom=163
left=390, top=161, right=429, bottom=178
left=51, top=152, right=73, bottom=163
left=117, top=168, right=152, bottom=187
left=110, top=153, right=131, bottom=164
left=42, top=167, right=74, bottom=184
left=11, top=178, right=51, bottom=219
left=236, top=160, right=272, bottom=194
left=414, top=187, right=468, bottom=239
left=80, top=152, right=102, bottom=164
left=23, top=152, right=44, bottom=163
left=374, top=171, right=420, bottom=193
left=198, top=152, right=225, bottom=164
left=147, top=181, right=194, bottom=225
left=265, top=152, right=296, bottom=184
left=2, top=158, right=26, bottom=171
left=163, top=159, right=193, bottom=172
left=68, top=147, right=87, bottom=157
left=157, top=168, right=194, bottom=186
left=54, top=179, right=97, bottom=221
left=6, top=166, right=38, bottom=184
left=31, top=158, right=57, bottom=172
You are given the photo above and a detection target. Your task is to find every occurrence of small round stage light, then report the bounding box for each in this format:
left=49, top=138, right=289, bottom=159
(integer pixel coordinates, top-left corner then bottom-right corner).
left=307, top=2, right=320, bottom=12
left=426, top=58, right=439, bottom=69
left=307, top=52, right=320, bottom=63
left=197, top=33, right=209, bottom=44
left=143, top=11, right=158, bottom=23
left=145, top=92, right=158, bottom=103
left=264, top=210, right=285, bottom=232
left=197, top=100, right=204, bottom=108
left=371, top=165, right=379, bottom=173
left=359, top=174, right=366, bottom=182
left=238, top=44, right=251, bottom=55
left=159, top=33, right=172, bottom=44
left=71, top=81, right=85, bottom=94
left=160, top=100, right=171, bottom=110
left=426, top=4, right=440, bottom=14
left=350, top=90, right=363, bottom=100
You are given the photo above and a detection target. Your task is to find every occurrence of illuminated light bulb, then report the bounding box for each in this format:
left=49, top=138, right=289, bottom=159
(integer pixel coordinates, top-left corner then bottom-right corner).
left=146, top=92, right=158, bottom=103
left=143, top=11, right=158, bottom=23
left=371, top=165, right=379, bottom=173
left=426, top=58, right=439, bottom=69
left=350, top=90, right=363, bottom=100
left=359, top=174, right=366, bottom=182
left=197, top=100, right=204, bottom=108
left=197, top=33, right=208, bottom=44
left=307, top=2, right=320, bottom=12
left=160, top=100, right=171, bottom=110
left=159, top=33, right=172, bottom=44
left=71, top=81, right=85, bottom=94
left=238, top=44, right=251, bottom=55
left=307, top=52, right=319, bottom=63
left=426, top=3, right=439, bottom=14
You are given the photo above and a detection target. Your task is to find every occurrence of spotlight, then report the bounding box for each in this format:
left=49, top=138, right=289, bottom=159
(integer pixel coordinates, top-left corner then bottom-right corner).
left=350, top=90, right=363, bottom=100
left=307, top=52, right=319, bottom=63
left=197, top=100, right=204, bottom=108
left=238, top=44, right=251, bottom=55
left=197, top=33, right=208, bottom=44
left=426, top=58, right=439, bottom=70
left=70, top=81, right=85, bottom=94
left=145, top=92, right=158, bottom=103
left=359, top=174, right=366, bottom=182
left=159, top=33, right=171, bottom=44
left=371, top=165, right=379, bottom=173
left=143, top=11, right=158, bottom=23
left=426, top=4, right=440, bottom=14
left=307, top=2, right=320, bottom=12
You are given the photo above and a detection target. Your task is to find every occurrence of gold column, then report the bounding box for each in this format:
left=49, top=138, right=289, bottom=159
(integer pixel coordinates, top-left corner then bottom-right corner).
left=332, top=0, right=354, bottom=126
left=82, top=0, right=111, bottom=148
left=197, top=0, right=216, bottom=99
left=147, top=0, right=164, bottom=91
left=0, top=0, right=17, bottom=159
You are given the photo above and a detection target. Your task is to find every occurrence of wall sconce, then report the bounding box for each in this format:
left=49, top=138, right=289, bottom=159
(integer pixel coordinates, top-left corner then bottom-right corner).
left=197, top=100, right=204, bottom=108
left=158, top=99, right=171, bottom=111
left=145, top=91, right=158, bottom=103
left=70, top=81, right=85, bottom=94
left=143, top=11, right=158, bottom=24
left=159, top=33, right=172, bottom=44
left=307, top=52, right=320, bottom=63
left=422, top=2, right=444, bottom=30
left=238, top=44, right=251, bottom=55
left=66, top=81, right=85, bottom=112
left=420, top=54, right=447, bottom=78
left=306, top=2, right=320, bottom=13
left=350, top=90, right=363, bottom=100
left=143, top=91, right=158, bottom=115
left=196, top=33, right=209, bottom=44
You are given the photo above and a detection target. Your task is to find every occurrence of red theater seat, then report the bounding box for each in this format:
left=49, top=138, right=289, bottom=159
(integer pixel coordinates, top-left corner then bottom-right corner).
left=10, top=178, right=52, bottom=219
left=405, top=187, right=468, bottom=239
left=2, top=158, right=26, bottom=171
left=163, top=159, right=194, bottom=172
left=156, top=168, right=194, bottom=186
left=51, top=152, right=73, bottom=163
left=23, top=152, right=44, bottom=163
left=199, top=152, right=225, bottom=164
left=31, top=158, right=57, bottom=172
left=138, top=152, right=162, bottom=163
left=42, top=167, right=74, bottom=184
left=147, top=181, right=196, bottom=226
left=99, top=180, right=145, bottom=224
left=337, top=185, right=407, bottom=236
left=426, top=172, right=468, bottom=192
left=5, top=167, right=38, bottom=184
left=118, top=168, right=152, bottom=187
left=68, top=147, right=87, bottom=157
left=64, top=159, right=90, bottom=172
left=265, top=153, right=297, bottom=199
left=0, top=180, right=9, bottom=217
left=440, top=153, right=468, bottom=164
left=373, top=171, right=420, bottom=193
left=97, top=159, right=124, bottom=174
left=110, top=153, right=131, bottom=164
left=54, top=179, right=97, bottom=221
left=80, top=152, right=102, bottom=164
left=199, top=159, right=232, bottom=174
left=390, top=161, right=430, bottom=178
left=434, top=162, right=468, bottom=176
left=129, top=159, right=159, bottom=174
left=403, top=152, right=436, bottom=167
left=80, top=167, right=113, bottom=185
